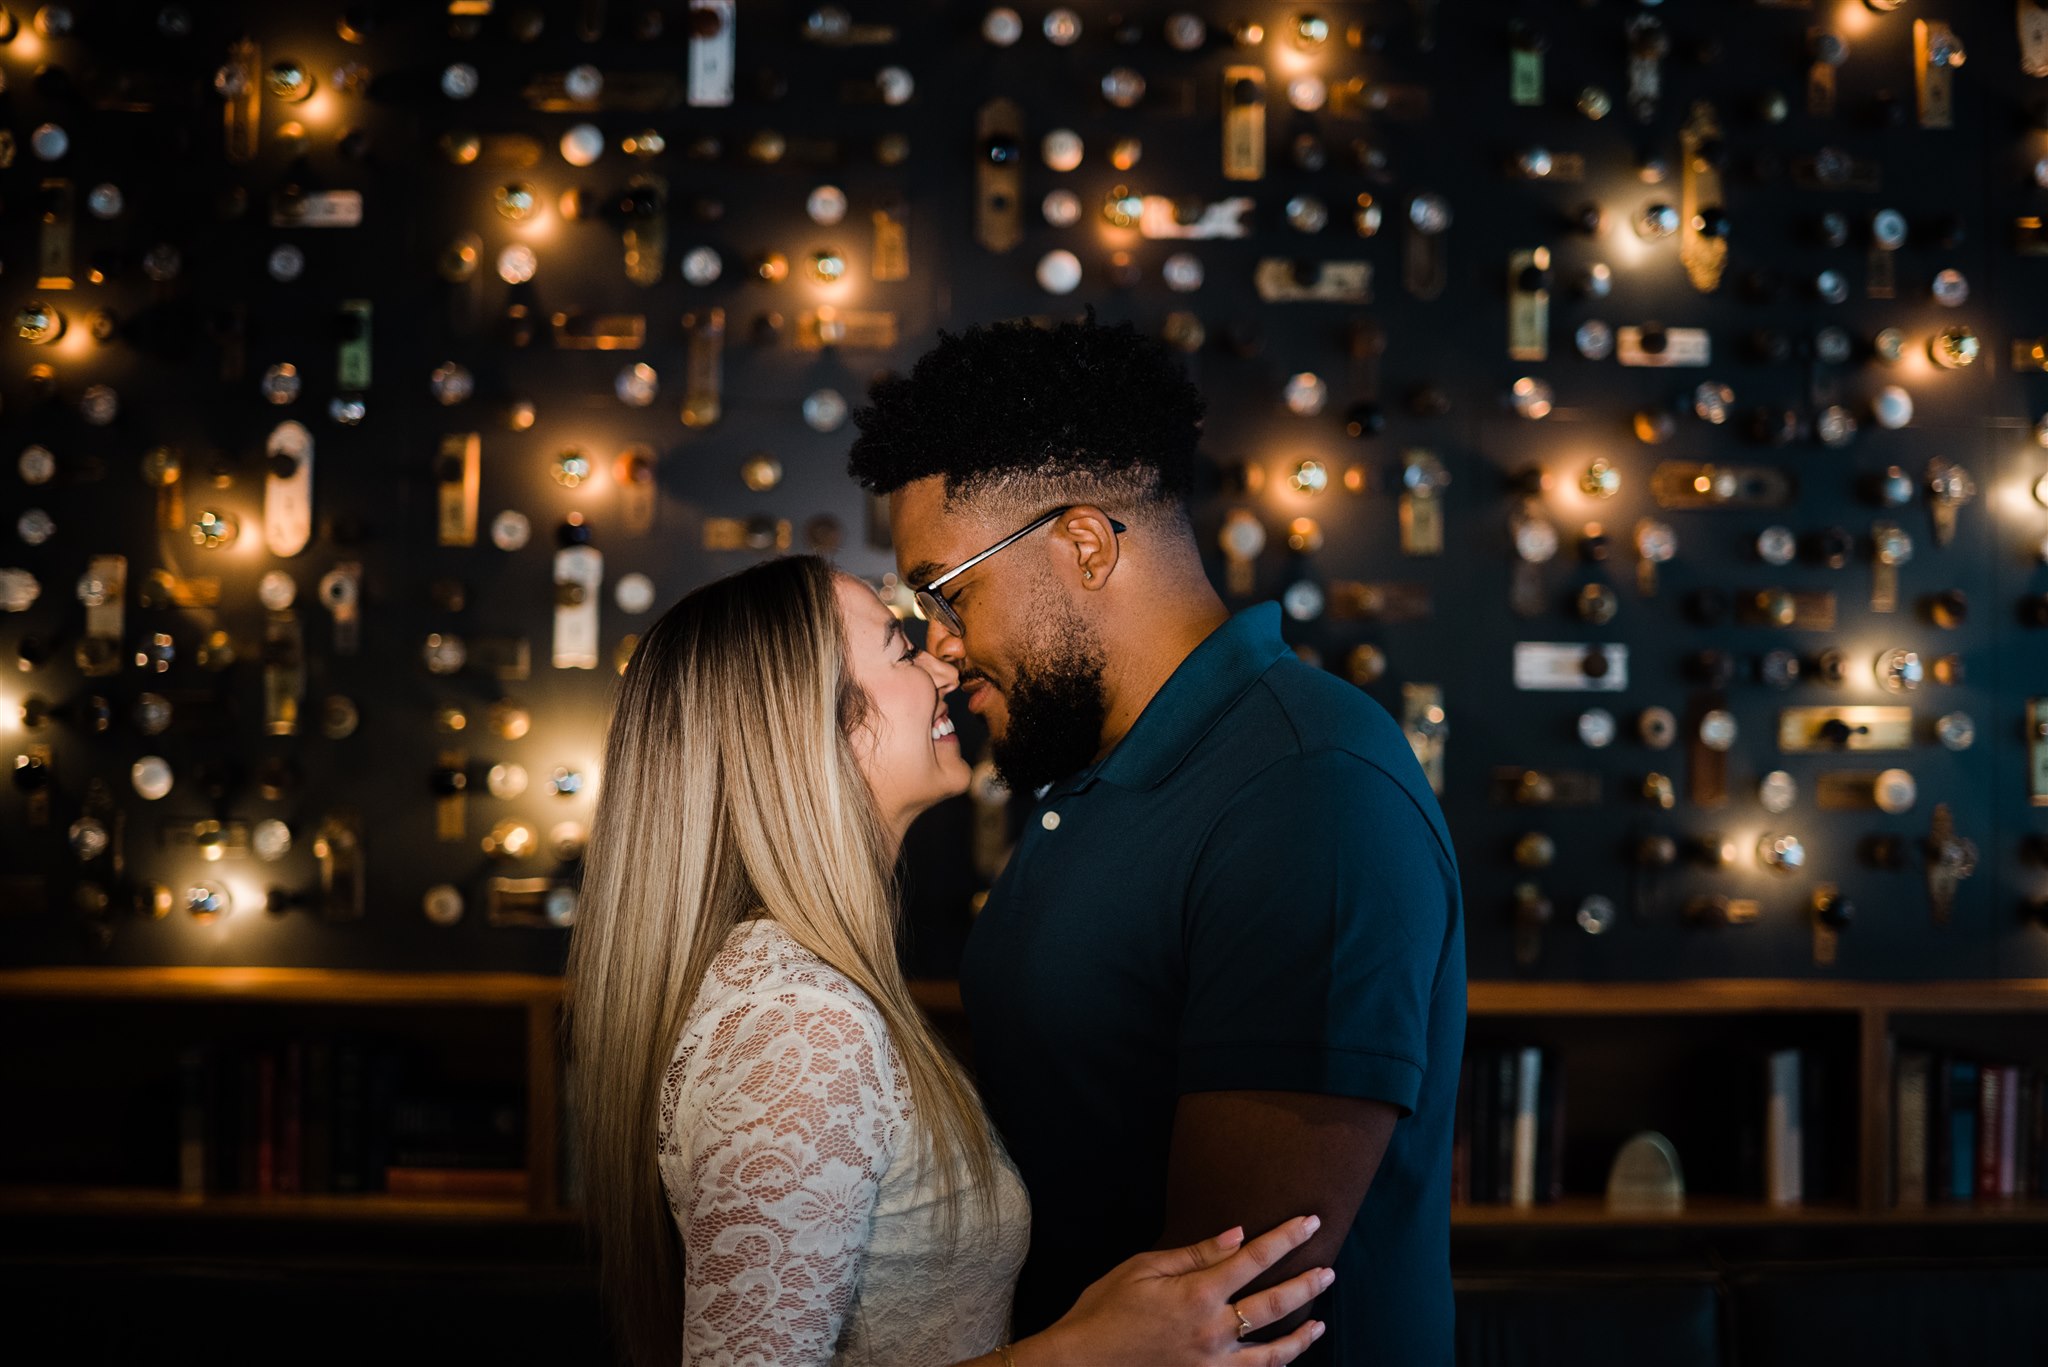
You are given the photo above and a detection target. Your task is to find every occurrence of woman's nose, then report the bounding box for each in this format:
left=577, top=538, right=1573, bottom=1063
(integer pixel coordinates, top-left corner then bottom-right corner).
left=919, top=649, right=960, bottom=693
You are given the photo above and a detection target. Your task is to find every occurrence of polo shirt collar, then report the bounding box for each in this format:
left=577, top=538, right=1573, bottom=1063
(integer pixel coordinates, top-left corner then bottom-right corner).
left=1049, top=603, right=1289, bottom=797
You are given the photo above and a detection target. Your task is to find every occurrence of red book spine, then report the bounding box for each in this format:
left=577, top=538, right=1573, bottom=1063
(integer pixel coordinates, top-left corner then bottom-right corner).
left=1976, top=1064, right=2002, bottom=1202
left=2023, top=1065, right=2039, bottom=1196
left=278, top=1042, right=304, bottom=1196
left=256, top=1049, right=277, bottom=1197
left=1999, top=1065, right=2021, bottom=1199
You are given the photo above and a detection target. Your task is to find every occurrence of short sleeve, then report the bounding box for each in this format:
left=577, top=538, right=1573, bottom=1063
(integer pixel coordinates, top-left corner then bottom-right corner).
left=1177, top=750, right=1456, bottom=1116
left=663, top=979, right=907, bottom=1367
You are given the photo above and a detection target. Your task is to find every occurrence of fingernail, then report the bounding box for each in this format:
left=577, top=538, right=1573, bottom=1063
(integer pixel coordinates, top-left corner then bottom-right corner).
left=1317, top=1269, right=1336, bottom=1291
left=1221, top=1225, right=1245, bottom=1247
left=1311, top=1322, right=1326, bottom=1341
left=1303, top=1214, right=1321, bottom=1234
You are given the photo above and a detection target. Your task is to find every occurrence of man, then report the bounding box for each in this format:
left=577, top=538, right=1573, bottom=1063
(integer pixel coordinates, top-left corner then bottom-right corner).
left=848, top=316, right=1466, bottom=1365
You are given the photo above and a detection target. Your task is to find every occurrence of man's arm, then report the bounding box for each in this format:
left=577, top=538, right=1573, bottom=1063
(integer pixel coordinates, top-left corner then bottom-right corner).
left=1157, top=1090, right=1399, bottom=1336
left=1166, top=748, right=1457, bottom=1336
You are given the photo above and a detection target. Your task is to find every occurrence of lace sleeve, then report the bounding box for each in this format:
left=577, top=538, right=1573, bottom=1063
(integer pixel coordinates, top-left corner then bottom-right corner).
left=665, top=978, right=908, bottom=1367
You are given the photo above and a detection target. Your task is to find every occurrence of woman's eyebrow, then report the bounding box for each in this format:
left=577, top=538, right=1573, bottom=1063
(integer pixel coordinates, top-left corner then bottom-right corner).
left=884, top=618, right=904, bottom=649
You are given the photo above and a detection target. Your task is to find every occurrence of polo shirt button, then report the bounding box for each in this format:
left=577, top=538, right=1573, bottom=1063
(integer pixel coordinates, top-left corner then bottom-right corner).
left=1041, top=810, right=1061, bottom=831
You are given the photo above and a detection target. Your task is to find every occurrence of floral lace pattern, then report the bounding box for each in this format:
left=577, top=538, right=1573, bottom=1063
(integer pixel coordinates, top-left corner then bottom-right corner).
left=661, top=920, right=1031, bottom=1366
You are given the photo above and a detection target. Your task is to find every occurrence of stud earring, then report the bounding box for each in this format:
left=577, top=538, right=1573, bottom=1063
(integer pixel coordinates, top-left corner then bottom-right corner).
left=1082, top=569, right=1094, bottom=580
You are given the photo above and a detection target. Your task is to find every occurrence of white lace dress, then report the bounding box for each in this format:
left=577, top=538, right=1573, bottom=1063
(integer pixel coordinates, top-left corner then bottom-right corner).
left=659, top=919, right=1032, bottom=1367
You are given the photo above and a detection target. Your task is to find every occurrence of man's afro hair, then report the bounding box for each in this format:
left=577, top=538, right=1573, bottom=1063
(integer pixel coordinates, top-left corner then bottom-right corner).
left=846, top=315, right=1205, bottom=503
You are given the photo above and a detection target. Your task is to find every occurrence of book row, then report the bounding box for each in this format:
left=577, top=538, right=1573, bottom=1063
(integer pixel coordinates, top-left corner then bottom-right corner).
left=175, top=1037, right=527, bottom=1199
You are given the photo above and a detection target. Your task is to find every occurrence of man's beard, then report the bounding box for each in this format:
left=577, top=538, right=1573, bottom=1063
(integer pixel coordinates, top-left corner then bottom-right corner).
left=988, top=621, right=1110, bottom=794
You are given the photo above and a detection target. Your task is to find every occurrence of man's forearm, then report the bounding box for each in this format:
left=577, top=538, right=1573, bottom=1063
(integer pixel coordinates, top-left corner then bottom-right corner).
left=1156, top=1090, right=1401, bottom=1333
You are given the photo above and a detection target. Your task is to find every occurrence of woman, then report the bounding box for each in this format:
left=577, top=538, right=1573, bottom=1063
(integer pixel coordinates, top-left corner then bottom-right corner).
left=567, top=557, right=1332, bottom=1367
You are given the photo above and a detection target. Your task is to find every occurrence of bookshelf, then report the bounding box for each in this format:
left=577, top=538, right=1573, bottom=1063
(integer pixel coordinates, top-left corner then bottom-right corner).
left=927, top=976, right=2048, bottom=1229
left=8, top=968, right=2048, bottom=1230
left=1484, top=981, right=2048, bottom=1227
left=0, top=967, right=566, bottom=1223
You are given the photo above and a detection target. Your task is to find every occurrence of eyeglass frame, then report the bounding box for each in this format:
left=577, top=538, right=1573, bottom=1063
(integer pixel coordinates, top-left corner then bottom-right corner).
left=912, top=505, right=1128, bottom=637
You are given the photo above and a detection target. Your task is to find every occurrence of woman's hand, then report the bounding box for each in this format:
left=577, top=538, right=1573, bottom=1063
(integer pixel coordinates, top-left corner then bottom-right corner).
left=1020, top=1215, right=1332, bottom=1367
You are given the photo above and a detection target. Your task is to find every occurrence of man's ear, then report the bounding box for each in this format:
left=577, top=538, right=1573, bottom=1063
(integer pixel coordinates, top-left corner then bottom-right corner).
left=1054, top=506, right=1121, bottom=589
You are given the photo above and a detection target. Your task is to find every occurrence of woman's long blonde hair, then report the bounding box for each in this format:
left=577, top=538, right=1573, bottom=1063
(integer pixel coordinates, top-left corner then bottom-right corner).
left=564, top=555, right=998, bottom=1367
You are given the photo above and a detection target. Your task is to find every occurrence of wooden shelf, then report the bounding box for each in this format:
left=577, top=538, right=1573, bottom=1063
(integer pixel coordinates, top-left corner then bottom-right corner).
left=900, top=977, right=2048, bottom=1018
left=1875, top=1200, right=2048, bottom=1224
left=37, top=1187, right=2041, bottom=1231
left=0, top=1185, right=577, bottom=1223
left=1455, top=1197, right=1857, bottom=1228
left=11, top=968, right=2048, bottom=1231
left=1453, top=1196, right=2048, bottom=1228
left=1470, top=980, right=2048, bottom=1016
left=0, top=966, right=560, bottom=1006
left=13, top=968, right=2048, bottom=1017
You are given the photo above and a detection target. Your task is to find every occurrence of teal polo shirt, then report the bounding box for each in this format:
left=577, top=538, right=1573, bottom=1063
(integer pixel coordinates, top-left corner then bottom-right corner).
left=963, top=603, right=1466, bottom=1367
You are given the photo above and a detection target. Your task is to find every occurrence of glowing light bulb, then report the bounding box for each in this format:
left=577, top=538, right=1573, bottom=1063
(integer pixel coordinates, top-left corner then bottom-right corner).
left=560, top=123, right=604, bottom=166
left=1511, top=377, right=1554, bottom=420
left=497, top=243, right=537, bottom=283
left=16, top=300, right=64, bottom=344
left=1036, top=250, right=1081, bottom=294
left=494, top=182, right=538, bottom=221
left=553, top=447, right=594, bottom=487
left=266, top=59, right=314, bottom=101
left=1041, top=130, right=1083, bottom=172
left=189, top=510, right=239, bottom=549
left=185, top=880, right=233, bottom=921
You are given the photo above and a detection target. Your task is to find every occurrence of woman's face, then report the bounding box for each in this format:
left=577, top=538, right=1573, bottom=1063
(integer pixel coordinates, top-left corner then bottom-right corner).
left=835, top=574, right=970, bottom=839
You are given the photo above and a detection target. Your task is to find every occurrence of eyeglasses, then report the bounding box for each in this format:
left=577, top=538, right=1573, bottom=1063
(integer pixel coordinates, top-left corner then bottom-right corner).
left=913, top=505, right=1128, bottom=638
